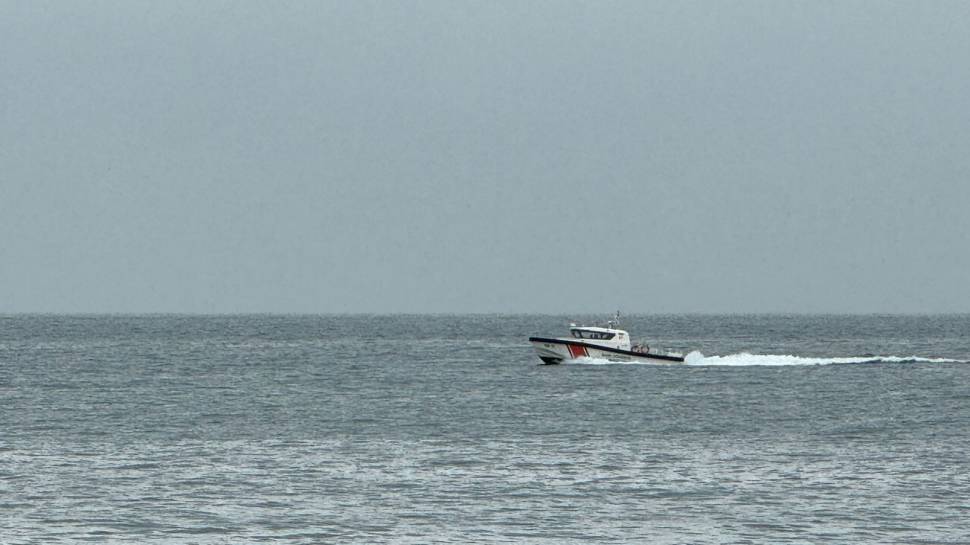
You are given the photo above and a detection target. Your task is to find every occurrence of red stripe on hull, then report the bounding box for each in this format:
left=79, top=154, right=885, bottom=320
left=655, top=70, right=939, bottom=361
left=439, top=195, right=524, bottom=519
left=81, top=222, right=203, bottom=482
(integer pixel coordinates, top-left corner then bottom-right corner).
left=568, top=344, right=588, bottom=358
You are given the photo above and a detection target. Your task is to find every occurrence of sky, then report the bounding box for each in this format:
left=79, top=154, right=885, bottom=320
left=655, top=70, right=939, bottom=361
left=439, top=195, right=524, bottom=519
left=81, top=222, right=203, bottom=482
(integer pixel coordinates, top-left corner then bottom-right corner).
left=2, top=1, right=969, bottom=314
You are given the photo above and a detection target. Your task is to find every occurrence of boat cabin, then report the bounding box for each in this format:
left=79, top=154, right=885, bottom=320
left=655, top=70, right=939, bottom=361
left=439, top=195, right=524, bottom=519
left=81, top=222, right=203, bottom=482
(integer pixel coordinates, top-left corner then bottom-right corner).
left=568, top=326, right=631, bottom=350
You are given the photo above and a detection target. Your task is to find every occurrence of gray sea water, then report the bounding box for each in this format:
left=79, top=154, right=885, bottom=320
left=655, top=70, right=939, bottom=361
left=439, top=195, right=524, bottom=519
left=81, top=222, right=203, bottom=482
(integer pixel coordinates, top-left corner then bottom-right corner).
left=2, top=314, right=969, bottom=544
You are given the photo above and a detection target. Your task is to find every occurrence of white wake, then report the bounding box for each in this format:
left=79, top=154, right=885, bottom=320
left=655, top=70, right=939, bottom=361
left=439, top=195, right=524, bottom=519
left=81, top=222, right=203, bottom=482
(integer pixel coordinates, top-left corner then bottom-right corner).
left=564, top=352, right=964, bottom=366
left=685, top=351, right=963, bottom=366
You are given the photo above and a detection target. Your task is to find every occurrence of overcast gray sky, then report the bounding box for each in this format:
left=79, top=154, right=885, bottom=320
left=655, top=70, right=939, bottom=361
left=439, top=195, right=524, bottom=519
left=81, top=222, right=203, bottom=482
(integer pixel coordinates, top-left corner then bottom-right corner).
left=2, top=1, right=969, bottom=313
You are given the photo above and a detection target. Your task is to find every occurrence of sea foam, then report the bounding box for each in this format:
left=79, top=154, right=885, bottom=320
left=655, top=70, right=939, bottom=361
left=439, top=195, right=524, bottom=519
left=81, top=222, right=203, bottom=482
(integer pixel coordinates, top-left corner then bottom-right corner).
left=686, top=352, right=962, bottom=366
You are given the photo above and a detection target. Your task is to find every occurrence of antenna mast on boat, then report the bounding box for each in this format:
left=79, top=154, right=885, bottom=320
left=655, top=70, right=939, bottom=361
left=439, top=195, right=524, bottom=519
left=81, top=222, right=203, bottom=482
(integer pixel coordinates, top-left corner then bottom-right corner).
left=608, top=310, right=620, bottom=329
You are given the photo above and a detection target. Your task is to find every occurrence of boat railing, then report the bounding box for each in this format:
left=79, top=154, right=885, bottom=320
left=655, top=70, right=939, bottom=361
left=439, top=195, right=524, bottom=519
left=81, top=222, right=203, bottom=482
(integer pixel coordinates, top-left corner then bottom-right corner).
left=635, top=342, right=685, bottom=357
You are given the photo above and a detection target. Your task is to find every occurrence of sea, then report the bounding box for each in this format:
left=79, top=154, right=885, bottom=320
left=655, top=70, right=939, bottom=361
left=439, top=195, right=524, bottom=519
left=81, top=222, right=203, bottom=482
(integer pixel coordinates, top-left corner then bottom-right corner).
left=2, top=314, right=969, bottom=544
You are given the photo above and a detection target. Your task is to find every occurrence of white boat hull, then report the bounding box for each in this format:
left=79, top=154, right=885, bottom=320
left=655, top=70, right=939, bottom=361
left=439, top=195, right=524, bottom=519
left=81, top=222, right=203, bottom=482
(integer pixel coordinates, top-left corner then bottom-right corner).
left=529, top=337, right=684, bottom=365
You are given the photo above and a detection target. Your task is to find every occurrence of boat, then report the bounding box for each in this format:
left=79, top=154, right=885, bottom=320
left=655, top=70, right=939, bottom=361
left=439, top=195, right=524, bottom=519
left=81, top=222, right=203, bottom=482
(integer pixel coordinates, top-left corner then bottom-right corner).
left=528, top=312, right=685, bottom=365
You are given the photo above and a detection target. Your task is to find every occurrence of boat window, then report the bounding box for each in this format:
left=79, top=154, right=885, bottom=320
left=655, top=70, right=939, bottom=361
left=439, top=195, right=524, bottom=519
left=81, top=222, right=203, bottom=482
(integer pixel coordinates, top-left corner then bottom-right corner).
left=570, top=329, right=615, bottom=340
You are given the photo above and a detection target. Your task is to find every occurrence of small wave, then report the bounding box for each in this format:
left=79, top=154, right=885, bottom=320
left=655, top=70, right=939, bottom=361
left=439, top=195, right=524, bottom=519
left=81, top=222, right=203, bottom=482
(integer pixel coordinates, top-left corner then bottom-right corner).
left=685, top=352, right=964, bottom=366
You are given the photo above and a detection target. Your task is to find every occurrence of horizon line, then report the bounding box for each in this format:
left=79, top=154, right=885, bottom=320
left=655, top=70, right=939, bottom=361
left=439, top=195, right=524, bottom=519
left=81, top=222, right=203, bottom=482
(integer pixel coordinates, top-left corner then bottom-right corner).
left=2, top=311, right=968, bottom=317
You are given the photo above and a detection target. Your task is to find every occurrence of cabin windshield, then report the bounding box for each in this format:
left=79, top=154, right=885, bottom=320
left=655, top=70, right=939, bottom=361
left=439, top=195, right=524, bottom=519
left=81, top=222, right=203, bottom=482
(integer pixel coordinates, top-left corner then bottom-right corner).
left=571, top=329, right=615, bottom=340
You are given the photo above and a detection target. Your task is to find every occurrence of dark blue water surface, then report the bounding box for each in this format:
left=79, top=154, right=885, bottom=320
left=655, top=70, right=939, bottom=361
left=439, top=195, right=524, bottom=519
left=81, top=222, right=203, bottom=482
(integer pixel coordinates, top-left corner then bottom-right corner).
left=2, top=314, right=969, bottom=544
